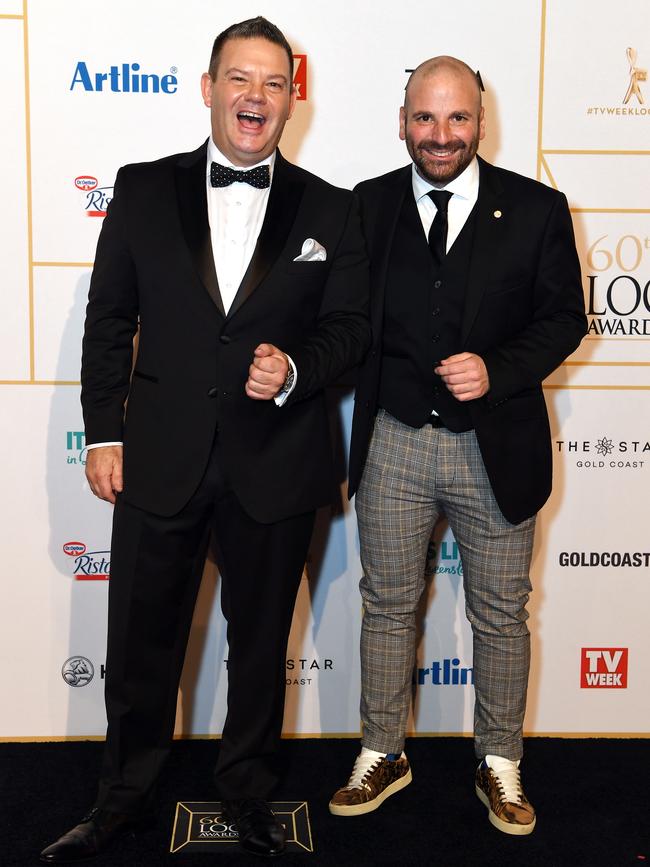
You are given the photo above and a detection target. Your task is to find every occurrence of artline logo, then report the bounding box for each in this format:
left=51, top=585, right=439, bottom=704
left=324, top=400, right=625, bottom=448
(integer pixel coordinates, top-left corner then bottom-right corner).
left=66, top=430, right=87, bottom=465
left=415, top=658, right=473, bottom=686
left=293, top=54, right=307, bottom=100
left=559, top=551, right=650, bottom=568
left=586, top=46, right=647, bottom=116
left=63, top=541, right=111, bottom=580
left=580, top=648, right=628, bottom=688
left=74, top=176, right=113, bottom=218
left=555, top=436, right=648, bottom=470
left=62, top=656, right=94, bottom=687
left=425, top=539, right=463, bottom=577
left=70, top=61, right=178, bottom=93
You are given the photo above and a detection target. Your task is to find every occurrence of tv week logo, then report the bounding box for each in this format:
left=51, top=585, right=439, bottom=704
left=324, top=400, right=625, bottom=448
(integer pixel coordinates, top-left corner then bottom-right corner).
left=580, top=648, right=628, bottom=688
left=293, top=55, right=307, bottom=100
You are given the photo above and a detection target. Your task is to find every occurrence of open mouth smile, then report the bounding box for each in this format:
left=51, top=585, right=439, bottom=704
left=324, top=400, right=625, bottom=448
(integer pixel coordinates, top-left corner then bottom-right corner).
left=237, top=111, right=266, bottom=127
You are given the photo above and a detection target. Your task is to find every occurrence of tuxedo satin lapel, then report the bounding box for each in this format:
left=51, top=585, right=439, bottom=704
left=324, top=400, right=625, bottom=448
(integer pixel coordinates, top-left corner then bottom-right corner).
left=461, top=158, right=505, bottom=345
left=371, top=168, right=411, bottom=333
left=174, top=144, right=226, bottom=317
left=227, top=154, right=306, bottom=319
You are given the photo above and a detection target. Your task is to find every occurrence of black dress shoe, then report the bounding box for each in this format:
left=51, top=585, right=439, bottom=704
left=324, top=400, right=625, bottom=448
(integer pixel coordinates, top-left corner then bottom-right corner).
left=222, top=799, right=286, bottom=857
left=39, top=807, right=145, bottom=862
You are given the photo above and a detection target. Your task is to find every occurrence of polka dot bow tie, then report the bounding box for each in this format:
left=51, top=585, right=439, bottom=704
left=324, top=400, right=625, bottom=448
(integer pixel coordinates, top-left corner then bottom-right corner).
left=210, top=161, right=270, bottom=189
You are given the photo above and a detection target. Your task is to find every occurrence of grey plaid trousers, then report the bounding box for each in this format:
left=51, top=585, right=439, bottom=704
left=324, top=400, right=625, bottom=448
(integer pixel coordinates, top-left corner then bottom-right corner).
left=356, top=409, right=536, bottom=760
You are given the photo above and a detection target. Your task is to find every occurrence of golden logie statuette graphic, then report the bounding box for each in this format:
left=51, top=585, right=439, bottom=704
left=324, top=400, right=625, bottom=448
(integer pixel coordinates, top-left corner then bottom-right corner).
left=623, top=47, right=646, bottom=105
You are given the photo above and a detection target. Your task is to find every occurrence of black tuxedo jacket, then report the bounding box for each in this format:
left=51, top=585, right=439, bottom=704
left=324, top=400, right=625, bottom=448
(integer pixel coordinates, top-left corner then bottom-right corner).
left=349, top=156, right=587, bottom=524
left=81, top=142, right=370, bottom=522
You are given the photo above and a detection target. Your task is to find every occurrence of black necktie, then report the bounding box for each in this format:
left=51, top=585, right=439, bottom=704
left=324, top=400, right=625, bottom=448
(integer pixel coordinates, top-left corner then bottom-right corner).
left=427, top=190, right=453, bottom=267
left=210, top=161, right=270, bottom=189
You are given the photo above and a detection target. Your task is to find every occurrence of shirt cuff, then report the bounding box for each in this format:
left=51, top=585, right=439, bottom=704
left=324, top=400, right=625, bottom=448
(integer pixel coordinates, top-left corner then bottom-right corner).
left=85, top=441, right=123, bottom=450
left=274, top=354, right=297, bottom=407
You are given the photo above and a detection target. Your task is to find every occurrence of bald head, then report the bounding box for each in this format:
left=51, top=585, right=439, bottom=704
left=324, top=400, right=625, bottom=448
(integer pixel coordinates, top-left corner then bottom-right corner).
left=405, top=56, right=482, bottom=112
left=399, top=55, right=485, bottom=186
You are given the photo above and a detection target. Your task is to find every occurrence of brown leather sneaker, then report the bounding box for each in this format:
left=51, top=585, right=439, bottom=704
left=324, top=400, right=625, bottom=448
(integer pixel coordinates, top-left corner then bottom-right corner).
left=329, top=751, right=412, bottom=816
left=475, top=759, right=536, bottom=835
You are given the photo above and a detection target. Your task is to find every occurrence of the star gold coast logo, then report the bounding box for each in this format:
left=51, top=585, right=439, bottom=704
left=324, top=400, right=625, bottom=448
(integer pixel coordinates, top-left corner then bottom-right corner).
left=586, top=47, right=648, bottom=116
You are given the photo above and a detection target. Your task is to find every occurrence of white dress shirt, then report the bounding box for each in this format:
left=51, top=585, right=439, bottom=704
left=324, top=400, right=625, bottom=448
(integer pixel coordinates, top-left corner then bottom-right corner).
left=206, top=138, right=274, bottom=314
left=412, top=156, right=480, bottom=250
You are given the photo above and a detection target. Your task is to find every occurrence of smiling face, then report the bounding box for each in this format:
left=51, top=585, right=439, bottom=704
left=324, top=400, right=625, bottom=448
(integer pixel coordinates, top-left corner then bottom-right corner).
left=201, top=36, right=296, bottom=167
left=400, top=62, right=485, bottom=186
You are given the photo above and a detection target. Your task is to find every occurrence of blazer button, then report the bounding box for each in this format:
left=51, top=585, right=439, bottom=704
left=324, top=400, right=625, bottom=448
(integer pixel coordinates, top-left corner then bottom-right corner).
left=219, top=335, right=231, bottom=344
left=432, top=307, right=440, bottom=316
left=432, top=334, right=440, bottom=342
left=434, top=280, right=442, bottom=288
left=207, top=386, right=218, bottom=397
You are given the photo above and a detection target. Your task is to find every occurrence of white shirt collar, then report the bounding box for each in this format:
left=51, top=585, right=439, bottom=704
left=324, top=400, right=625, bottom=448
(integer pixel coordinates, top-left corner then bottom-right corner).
left=412, top=156, right=479, bottom=203
left=206, top=137, right=276, bottom=179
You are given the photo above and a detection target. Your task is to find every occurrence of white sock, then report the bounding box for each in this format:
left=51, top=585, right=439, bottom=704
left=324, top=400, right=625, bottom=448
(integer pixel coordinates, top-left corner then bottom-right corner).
left=360, top=747, right=406, bottom=760
left=485, top=754, right=520, bottom=771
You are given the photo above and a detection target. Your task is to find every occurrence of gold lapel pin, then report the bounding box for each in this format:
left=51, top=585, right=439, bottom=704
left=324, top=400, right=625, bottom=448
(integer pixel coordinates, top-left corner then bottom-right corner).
left=493, top=210, right=502, bottom=219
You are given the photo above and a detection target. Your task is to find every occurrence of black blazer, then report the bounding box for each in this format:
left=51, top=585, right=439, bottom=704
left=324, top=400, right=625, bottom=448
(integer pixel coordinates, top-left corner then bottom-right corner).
left=349, top=156, right=587, bottom=524
left=81, top=142, right=370, bottom=522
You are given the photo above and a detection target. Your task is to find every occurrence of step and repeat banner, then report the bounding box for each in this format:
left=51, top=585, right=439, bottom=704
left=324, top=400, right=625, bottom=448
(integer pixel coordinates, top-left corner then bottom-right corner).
left=1, top=0, right=648, bottom=739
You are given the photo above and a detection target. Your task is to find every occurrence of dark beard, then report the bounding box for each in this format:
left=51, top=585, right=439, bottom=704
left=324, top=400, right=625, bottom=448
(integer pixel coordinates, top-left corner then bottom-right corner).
left=409, top=136, right=478, bottom=186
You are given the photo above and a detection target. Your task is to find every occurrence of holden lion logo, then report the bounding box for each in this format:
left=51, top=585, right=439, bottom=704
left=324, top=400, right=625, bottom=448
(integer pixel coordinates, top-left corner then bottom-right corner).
left=62, top=656, right=94, bottom=687
left=623, top=48, right=646, bottom=105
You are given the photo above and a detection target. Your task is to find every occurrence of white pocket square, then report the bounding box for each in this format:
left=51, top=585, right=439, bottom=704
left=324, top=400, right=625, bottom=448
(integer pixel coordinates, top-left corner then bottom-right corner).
left=293, top=238, right=327, bottom=262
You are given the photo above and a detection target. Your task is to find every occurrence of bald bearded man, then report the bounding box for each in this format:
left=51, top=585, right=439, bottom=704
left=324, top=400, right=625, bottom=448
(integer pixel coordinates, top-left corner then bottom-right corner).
left=329, top=56, right=586, bottom=835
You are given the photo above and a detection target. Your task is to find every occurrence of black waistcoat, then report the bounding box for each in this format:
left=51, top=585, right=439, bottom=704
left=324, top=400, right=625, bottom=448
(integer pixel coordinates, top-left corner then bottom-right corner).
left=378, top=189, right=477, bottom=431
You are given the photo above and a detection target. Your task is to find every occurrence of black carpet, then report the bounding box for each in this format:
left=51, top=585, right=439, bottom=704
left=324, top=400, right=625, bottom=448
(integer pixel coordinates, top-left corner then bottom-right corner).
left=4, top=737, right=648, bottom=866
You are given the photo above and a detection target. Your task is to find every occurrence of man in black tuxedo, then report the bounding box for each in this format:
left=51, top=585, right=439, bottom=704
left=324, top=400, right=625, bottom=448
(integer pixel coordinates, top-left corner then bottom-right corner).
left=41, top=17, right=369, bottom=861
left=329, top=56, right=586, bottom=834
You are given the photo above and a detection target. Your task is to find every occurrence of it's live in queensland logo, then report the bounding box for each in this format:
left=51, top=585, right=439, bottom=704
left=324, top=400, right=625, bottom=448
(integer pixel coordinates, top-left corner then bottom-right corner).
left=66, top=430, right=87, bottom=465
left=555, top=435, right=648, bottom=471
left=63, top=541, right=110, bottom=580
left=74, top=176, right=113, bottom=218
left=425, top=538, right=463, bottom=577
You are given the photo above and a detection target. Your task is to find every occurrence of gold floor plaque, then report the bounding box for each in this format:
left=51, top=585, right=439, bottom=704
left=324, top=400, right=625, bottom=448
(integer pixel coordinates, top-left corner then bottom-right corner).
left=170, top=801, right=313, bottom=853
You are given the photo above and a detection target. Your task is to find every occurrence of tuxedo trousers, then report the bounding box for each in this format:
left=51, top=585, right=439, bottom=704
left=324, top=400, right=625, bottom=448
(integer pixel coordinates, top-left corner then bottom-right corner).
left=95, top=434, right=315, bottom=812
left=356, top=409, right=536, bottom=761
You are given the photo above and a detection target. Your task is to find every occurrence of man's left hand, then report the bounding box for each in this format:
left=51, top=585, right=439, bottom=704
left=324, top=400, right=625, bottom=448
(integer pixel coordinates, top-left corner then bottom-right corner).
left=246, top=343, right=289, bottom=400
left=435, top=352, right=490, bottom=401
